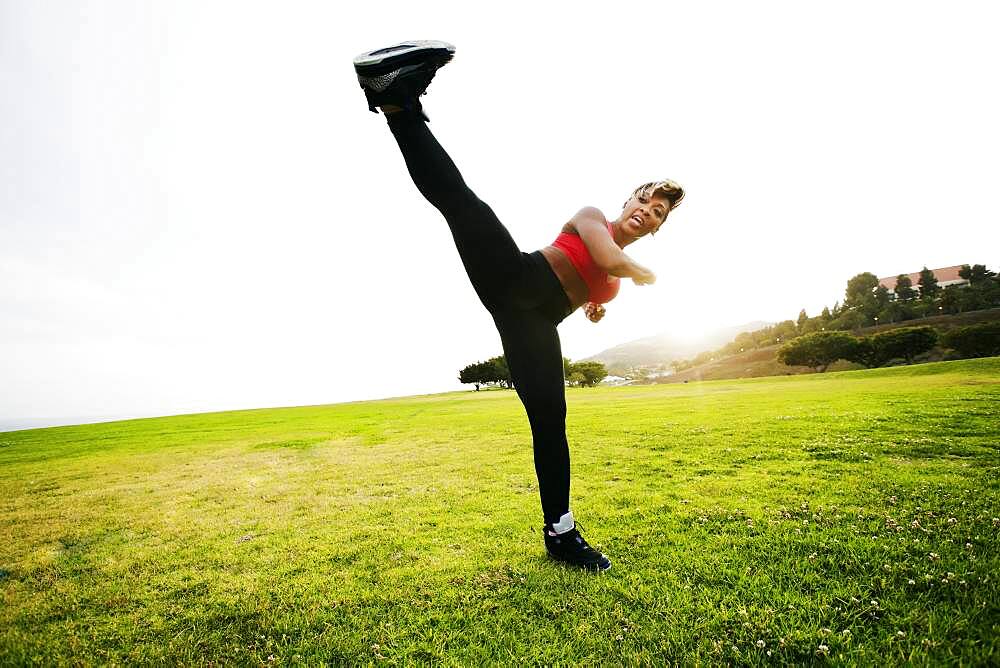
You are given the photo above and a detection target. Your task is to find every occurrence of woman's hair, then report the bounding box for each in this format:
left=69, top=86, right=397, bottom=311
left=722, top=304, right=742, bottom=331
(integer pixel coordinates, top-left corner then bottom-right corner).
left=625, top=180, right=685, bottom=211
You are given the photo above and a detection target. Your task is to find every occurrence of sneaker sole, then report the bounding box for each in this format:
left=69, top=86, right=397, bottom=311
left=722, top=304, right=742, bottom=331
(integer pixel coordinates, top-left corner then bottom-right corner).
left=546, top=550, right=612, bottom=573
left=353, top=40, right=456, bottom=78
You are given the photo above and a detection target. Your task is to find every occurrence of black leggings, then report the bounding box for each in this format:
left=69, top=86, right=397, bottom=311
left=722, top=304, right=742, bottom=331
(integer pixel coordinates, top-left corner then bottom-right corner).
left=386, top=111, right=574, bottom=524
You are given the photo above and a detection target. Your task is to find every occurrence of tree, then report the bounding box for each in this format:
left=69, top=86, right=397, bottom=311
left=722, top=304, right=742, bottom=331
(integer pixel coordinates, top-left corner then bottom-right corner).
left=772, top=320, right=798, bottom=344
left=894, top=274, right=916, bottom=301
left=459, top=359, right=510, bottom=390
left=797, top=309, right=808, bottom=332
left=459, top=361, right=488, bottom=390
left=869, top=326, right=938, bottom=365
left=955, top=264, right=1000, bottom=312
left=877, top=301, right=907, bottom=324
left=975, top=277, right=1000, bottom=309
left=732, top=331, right=756, bottom=352
left=777, top=331, right=859, bottom=372
left=829, top=308, right=868, bottom=331
left=820, top=306, right=832, bottom=322
left=917, top=266, right=940, bottom=299
left=846, top=337, right=887, bottom=369
left=487, top=355, right=512, bottom=388
left=846, top=328, right=937, bottom=368
left=844, top=272, right=879, bottom=309
left=974, top=264, right=996, bottom=284
left=842, top=272, right=882, bottom=325
left=566, top=361, right=608, bottom=387
left=874, top=285, right=891, bottom=310
left=941, top=323, right=1000, bottom=358
left=459, top=355, right=514, bottom=389
left=799, top=316, right=822, bottom=335
left=940, top=284, right=964, bottom=314
left=959, top=264, right=996, bottom=285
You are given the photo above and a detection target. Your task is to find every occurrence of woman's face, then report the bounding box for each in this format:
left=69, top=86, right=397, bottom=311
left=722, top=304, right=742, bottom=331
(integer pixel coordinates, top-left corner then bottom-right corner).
left=620, top=193, right=670, bottom=240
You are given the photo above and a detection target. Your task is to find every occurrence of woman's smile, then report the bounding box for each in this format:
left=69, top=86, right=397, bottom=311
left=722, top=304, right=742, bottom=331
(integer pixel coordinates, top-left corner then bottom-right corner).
left=627, top=212, right=652, bottom=236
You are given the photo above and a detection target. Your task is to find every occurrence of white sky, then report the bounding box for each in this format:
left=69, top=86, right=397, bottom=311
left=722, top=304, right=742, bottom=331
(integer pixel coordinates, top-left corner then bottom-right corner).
left=3, top=0, right=999, bottom=426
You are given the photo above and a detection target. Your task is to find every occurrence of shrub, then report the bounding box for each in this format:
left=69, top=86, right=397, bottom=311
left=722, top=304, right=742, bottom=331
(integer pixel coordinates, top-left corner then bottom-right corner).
left=868, top=326, right=938, bottom=364
left=846, top=338, right=886, bottom=369
left=941, top=323, right=1000, bottom=358
left=777, top=331, right=859, bottom=372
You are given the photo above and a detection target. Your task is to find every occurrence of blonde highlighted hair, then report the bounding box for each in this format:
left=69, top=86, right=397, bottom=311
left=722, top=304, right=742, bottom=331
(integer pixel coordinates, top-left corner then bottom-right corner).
left=625, top=180, right=685, bottom=211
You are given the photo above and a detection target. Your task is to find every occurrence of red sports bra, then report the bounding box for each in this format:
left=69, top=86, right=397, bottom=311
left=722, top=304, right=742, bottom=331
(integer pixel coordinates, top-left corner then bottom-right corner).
left=550, top=222, right=621, bottom=304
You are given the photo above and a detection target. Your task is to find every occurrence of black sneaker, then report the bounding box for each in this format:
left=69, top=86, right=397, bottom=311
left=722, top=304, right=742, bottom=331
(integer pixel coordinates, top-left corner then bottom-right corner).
left=544, top=524, right=612, bottom=572
left=353, top=40, right=456, bottom=115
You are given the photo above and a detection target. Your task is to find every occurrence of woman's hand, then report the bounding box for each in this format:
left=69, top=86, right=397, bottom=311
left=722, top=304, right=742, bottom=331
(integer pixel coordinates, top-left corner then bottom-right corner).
left=583, top=302, right=606, bottom=323
left=632, top=267, right=657, bottom=286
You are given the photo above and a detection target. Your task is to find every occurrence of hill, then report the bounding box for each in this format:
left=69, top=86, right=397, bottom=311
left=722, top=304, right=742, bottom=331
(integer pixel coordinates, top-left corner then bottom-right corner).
left=582, top=321, right=769, bottom=371
left=654, top=308, right=1000, bottom=384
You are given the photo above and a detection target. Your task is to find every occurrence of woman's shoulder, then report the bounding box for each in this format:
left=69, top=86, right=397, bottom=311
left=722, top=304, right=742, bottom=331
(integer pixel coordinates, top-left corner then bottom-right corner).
left=575, top=206, right=606, bottom=222
left=564, top=206, right=607, bottom=234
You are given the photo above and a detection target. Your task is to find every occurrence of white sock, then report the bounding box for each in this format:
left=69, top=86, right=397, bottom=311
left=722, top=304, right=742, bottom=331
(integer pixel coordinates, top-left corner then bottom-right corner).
left=550, top=510, right=575, bottom=535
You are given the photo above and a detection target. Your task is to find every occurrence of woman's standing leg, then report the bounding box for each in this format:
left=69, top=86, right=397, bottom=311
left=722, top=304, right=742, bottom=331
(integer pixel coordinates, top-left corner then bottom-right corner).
left=491, top=308, right=571, bottom=525
left=493, top=307, right=611, bottom=571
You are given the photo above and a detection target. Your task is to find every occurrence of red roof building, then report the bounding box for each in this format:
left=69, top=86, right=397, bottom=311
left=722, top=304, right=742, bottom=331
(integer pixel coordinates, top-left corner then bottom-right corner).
left=878, top=265, right=968, bottom=293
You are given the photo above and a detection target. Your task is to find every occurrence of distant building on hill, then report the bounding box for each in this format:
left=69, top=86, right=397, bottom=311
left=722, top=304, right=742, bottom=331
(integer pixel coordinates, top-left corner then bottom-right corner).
left=878, top=265, right=969, bottom=298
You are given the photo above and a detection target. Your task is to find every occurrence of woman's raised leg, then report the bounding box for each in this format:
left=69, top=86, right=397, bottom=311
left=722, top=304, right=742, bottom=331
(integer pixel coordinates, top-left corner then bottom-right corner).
left=385, top=111, right=523, bottom=312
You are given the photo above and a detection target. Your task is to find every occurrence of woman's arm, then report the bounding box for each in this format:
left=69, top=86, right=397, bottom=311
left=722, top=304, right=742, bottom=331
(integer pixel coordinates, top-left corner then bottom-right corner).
left=568, top=208, right=656, bottom=284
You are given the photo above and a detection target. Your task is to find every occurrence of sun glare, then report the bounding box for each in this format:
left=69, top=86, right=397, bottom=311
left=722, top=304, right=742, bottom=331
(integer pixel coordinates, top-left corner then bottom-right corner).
left=661, top=301, right=732, bottom=345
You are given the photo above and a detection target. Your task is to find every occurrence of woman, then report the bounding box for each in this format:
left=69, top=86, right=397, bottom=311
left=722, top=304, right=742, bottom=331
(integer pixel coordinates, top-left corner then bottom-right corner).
left=354, top=41, right=684, bottom=572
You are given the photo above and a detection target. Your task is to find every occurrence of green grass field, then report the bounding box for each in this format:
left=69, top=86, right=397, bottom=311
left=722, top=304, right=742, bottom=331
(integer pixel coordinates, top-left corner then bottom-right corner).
left=2, top=359, right=998, bottom=665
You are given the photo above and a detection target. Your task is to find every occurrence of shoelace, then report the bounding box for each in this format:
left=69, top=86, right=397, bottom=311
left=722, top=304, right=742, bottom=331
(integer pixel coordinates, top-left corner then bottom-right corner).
left=541, top=521, right=595, bottom=549
left=567, top=524, right=598, bottom=552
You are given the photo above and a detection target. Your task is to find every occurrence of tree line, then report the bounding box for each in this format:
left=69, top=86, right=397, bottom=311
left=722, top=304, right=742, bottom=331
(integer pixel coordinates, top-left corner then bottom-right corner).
left=777, top=322, right=1000, bottom=372
left=458, top=357, right=608, bottom=390
left=834, top=263, right=999, bottom=328
left=673, top=263, right=999, bottom=372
